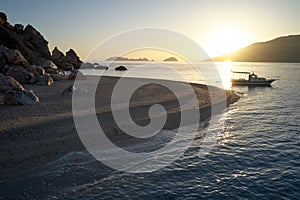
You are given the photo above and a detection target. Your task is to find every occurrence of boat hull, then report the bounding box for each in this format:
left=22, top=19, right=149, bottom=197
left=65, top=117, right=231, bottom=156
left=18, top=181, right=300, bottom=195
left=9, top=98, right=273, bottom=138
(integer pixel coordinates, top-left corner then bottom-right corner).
left=232, top=79, right=275, bottom=86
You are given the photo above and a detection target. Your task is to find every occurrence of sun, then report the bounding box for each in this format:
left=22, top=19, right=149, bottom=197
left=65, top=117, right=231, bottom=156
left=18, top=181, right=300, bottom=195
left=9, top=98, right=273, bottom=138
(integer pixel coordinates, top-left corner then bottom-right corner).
left=203, top=27, right=250, bottom=57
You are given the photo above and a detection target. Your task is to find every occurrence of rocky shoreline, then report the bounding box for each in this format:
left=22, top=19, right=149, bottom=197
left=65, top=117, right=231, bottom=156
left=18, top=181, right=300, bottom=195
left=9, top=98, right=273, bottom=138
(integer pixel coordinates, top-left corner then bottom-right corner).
left=0, top=12, right=240, bottom=180
left=0, top=12, right=83, bottom=105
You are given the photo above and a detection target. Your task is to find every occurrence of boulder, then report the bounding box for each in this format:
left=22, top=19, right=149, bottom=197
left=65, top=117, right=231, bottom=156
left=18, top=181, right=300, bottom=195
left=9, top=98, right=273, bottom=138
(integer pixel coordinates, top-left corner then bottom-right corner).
left=62, top=85, right=88, bottom=95
left=60, top=62, right=74, bottom=70
left=50, top=47, right=82, bottom=70
left=68, top=69, right=86, bottom=80
left=22, top=65, right=40, bottom=77
left=115, top=66, right=127, bottom=71
left=62, top=85, right=74, bottom=95
left=0, top=64, right=9, bottom=73
left=32, top=65, right=45, bottom=76
left=5, top=64, right=33, bottom=83
left=23, top=25, right=51, bottom=58
left=0, top=12, right=7, bottom=24
left=36, top=74, right=53, bottom=86
left=4, top=90, right=39, bottom=105
left=13, top=24, right=24, bottom=33
left=42, top=60, right=57, bottom=69
left=51, top=47, right=64, bottom=64
left=0, top=44, right=29, bottom=66
left=50, top=74, right=67, bottom=81
left=0, top=73, right=25, bottom=92
left=44, top=67, right=65, bottom=75
left=0, top=45, right=37, bottom=77
left=0, top=50, right=6, bottom=70
left=66, top=49, right=82, bottom=69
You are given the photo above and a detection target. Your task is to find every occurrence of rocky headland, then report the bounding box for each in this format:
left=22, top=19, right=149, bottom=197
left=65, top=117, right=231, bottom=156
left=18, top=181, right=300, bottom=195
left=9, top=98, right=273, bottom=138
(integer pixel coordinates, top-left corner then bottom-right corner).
left=210, top=34, right=300, bottom=62
left=0, top=12, right=83, bottom=105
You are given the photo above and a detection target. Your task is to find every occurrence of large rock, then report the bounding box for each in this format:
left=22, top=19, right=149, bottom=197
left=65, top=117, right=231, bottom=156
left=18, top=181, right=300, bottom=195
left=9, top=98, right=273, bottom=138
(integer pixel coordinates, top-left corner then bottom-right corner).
left=66, top=49, right=82, bottom=69
left=0, top=49, right=6, bottom=70
left=44, top=67, right=65, bottom=75
left=0, top=44, right=29, bottom=66
left=115, top=66, right=127, bottom=71
left=62, top=85, right=88, bottom=96
left=0, top=12, right=7, bottom=24
left=5, top=49, right=28, bottom=65
left=51, top=47, right=64, bottom=64
left=0, top=74, right=38, bottom=106
left=23, top=25, right=50, bottom=59
left=0, top=73, right=24, bottom=92
left=0, top=45, right=40, bottom=79
left=62, top=85, right=75, bottom=96
left=60, top=62, right=74, bottom=70
left=50, top=74, right=67, bottom=81
left=13, top=24, right=24, bottom=33
left=0, top=18, right=51, bottom=66
left=31, top=65, right=45, bottom=76
left=4, top=90, right=39, bottom=105
left=36, top=74, right=53, bottom=86
left=5, top=64, right=33, bottom=83
left=50, top=47, right=82, bottom=70
left=42, top=60, right=57, bottom=69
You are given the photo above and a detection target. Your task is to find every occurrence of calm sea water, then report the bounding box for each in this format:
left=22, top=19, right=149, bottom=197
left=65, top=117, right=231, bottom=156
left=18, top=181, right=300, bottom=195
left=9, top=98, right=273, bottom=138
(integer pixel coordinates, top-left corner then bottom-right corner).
left=1, top=62, right=299, bottom=199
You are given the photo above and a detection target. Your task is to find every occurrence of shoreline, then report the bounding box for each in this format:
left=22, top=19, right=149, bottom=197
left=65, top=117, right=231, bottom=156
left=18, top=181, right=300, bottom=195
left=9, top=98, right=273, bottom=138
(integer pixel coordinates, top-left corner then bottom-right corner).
left=0, top=76, right=239, bottom=179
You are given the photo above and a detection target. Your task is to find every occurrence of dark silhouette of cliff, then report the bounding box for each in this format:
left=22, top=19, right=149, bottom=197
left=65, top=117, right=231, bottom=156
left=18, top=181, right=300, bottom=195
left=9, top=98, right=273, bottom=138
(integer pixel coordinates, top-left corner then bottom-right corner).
left=211, top=35, right=300, bottom=63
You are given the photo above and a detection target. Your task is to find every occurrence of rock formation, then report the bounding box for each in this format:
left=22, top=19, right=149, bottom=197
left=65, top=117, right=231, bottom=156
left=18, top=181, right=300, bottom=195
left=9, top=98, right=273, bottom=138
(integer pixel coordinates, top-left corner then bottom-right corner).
left=0, top=73, right=24, bottom=92
left=4, top=90, right=39, bottom=105
left=0, top=73, right=39, bottom=105
left=0, top=12, right=7, bottom=23
left=0, top=12, right=82, bottom=105
left=51, top=47, right=83, bottom=70
left=115, top=66, right=127, bottom=71
left=0, top=14, right=51, bottom=66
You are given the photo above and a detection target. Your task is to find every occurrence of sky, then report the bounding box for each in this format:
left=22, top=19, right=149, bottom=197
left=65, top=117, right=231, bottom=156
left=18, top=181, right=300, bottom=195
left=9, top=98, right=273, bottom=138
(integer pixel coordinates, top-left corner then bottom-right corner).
left=1, top=0, right=300, bottom=61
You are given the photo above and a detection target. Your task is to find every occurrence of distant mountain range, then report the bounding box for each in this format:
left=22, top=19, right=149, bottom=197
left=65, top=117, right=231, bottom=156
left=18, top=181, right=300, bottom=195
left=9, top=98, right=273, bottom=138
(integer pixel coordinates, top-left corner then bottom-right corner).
left=106, top=57, right=151, bottom=61
left=106, top=56, right=178, bottom=62
left=210, top=34, right=300, bottom=63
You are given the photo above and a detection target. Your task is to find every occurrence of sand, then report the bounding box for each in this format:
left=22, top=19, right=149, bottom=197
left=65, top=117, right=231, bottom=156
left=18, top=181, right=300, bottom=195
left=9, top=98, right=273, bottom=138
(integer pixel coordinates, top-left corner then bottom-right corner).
left=0, top=76, right=239, bottom=179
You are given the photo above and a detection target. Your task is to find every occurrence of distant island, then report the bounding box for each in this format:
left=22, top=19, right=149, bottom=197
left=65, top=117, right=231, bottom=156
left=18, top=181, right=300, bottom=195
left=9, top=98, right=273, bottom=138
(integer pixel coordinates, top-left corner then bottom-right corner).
left=105, top=56, right=179, bottom=62
left=163, top=57, right=178, bottom=62
left=106, top=56, right=151, bottom=61
left=210, top=34, right=300, bottom=63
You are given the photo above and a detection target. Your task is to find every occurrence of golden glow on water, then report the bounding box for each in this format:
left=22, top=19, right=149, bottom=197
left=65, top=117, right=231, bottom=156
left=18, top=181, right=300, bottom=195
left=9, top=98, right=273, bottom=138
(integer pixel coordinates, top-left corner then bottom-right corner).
left=218, top=61, right=232, bottom=90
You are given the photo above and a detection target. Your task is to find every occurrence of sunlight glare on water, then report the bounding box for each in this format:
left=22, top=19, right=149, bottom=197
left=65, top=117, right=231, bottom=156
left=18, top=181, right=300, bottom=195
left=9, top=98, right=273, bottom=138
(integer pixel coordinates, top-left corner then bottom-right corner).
left=1, top=63, right=299, bottom=199
left=217, top=61, right=233, bottom=90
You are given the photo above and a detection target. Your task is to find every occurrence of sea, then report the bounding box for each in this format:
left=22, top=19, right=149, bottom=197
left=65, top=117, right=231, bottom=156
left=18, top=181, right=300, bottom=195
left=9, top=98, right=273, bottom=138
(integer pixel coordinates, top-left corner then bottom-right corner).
left=1, top=62, right=299, bottom=199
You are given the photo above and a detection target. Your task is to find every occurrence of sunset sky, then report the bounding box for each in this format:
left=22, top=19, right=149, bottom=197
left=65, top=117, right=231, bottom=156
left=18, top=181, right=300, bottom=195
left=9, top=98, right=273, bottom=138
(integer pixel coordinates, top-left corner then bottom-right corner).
left=2, top=0, right=300, bottom=61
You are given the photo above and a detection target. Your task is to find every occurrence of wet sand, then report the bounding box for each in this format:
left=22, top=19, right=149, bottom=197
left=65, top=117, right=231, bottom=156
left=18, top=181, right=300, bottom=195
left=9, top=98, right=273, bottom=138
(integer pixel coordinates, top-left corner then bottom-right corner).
left=0, top=76, right=239, bottom=179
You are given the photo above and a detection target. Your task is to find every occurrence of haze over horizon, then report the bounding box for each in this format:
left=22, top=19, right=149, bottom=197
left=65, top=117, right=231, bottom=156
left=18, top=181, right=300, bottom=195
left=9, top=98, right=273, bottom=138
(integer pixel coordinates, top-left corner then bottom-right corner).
left=2, top=0, right=300, bottom=61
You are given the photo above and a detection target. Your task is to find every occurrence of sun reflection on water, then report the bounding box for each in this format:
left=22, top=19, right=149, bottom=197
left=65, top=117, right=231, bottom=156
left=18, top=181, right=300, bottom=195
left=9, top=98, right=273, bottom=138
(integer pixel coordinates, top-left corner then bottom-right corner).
left=218, top=61, right=233, bottom=90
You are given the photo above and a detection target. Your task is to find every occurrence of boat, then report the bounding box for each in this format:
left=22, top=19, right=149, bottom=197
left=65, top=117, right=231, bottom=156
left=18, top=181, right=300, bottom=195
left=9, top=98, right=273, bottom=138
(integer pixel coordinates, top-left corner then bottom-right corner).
left=231, top=71, right=277, bottom=86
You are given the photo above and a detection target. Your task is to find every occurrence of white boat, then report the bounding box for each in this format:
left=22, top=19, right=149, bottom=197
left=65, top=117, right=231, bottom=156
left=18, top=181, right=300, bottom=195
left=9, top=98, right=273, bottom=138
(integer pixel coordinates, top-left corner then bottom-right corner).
left=231, top=71, right=277, bottom=86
